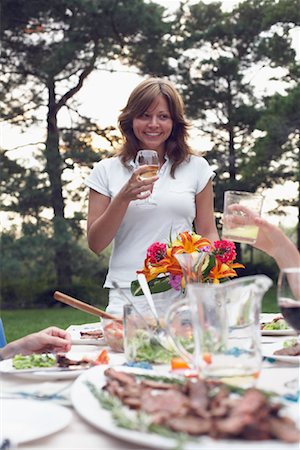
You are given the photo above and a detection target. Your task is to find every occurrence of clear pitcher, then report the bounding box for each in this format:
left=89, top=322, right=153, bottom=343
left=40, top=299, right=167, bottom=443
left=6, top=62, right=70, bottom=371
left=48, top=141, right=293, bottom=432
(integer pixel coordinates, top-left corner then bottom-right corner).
left=165, top=271, right=272, bottom=387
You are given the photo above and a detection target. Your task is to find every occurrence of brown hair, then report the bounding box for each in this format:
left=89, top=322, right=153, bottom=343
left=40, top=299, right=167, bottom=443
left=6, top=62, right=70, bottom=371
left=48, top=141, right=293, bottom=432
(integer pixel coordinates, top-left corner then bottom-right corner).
left=117, top=77, right=192, bottom=177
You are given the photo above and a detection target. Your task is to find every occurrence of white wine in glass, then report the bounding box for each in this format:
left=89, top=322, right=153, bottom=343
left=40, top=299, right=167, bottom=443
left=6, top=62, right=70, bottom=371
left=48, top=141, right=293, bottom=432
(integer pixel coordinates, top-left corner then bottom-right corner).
left=135, top=150, right=159, bottom=205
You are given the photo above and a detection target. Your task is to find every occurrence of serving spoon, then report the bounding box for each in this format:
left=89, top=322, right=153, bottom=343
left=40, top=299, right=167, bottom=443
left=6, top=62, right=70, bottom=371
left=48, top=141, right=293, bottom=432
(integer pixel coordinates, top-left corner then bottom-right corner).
left=53, top=291, right=122, bottom=323
left=136, top=274, right=175, bottom=351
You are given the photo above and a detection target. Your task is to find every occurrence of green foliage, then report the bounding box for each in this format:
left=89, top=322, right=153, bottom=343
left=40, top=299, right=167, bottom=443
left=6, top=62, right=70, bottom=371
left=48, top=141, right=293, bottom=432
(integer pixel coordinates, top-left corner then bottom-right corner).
left=1, top=0, right=174, bottom=289
left=172, top=0, right=299, bottom=215
left=0, top=228, right=109, bottom=308
left=1, top=309, right=100, bottom=343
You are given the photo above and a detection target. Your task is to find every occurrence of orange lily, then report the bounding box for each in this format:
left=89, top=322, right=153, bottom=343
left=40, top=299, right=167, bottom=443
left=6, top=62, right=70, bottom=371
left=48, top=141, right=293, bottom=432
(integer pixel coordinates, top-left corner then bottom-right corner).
left=209, top=260, right=244, bottom=282
left=171, top=231, right=212, bottom=254
left=138, top=248, right=182, bottom=282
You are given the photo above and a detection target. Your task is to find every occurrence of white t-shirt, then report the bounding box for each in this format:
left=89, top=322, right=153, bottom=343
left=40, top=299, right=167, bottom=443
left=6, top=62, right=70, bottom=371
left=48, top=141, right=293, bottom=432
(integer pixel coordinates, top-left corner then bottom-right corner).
left=84, top=154, right=215, bottom=289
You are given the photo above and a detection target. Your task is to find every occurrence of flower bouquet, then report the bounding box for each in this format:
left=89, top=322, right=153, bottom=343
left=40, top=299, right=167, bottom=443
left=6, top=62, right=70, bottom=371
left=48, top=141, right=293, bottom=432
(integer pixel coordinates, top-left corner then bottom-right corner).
left=131, top=231, right=244, bottom=296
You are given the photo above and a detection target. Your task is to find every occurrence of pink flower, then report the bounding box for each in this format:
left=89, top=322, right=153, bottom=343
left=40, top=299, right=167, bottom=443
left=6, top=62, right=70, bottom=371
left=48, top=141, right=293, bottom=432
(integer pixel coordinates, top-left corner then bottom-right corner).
left=214, top=240, right=237, bottom=263
left=169, top=274, right=182, bottom=291
left=146, top=242, right=167, bottom=264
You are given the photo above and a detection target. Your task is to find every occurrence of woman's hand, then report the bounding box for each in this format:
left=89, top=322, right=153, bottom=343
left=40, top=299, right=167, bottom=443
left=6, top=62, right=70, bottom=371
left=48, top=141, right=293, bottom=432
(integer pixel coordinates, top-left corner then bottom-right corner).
left=224, top=204, right=300, bottom=269
left=117, top=165, right=159, bottom=202
left=87, top=165, right=159, bottom=254
left=0, top=327, right=72, bottom=359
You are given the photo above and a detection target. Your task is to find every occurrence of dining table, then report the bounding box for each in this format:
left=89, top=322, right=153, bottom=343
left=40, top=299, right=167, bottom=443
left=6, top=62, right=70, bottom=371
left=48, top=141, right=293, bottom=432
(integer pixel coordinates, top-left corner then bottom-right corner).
left=0, top=317, right=299, bottom=450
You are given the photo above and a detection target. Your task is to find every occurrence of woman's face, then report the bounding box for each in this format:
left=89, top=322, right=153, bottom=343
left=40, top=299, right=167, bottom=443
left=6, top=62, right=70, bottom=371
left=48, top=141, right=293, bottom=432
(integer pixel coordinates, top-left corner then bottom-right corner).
left=132, top=95, right=173, bottom=154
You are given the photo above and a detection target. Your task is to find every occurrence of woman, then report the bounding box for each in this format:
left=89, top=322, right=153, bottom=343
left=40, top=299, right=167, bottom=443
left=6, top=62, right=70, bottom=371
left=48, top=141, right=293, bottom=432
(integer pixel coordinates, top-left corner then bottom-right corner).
left=85, top=77, right=219, bottom=315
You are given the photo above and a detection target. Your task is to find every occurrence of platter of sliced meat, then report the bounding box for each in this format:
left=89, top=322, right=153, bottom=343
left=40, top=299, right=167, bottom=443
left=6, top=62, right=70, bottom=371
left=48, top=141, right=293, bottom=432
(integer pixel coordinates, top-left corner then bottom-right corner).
left=71, top=365, right=299, bottom=449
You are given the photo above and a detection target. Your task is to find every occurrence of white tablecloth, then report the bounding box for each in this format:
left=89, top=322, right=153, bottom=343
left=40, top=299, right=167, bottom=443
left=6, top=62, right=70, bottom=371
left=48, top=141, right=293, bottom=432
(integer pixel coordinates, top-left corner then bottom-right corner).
left=1, top=337, right=299, bottom=449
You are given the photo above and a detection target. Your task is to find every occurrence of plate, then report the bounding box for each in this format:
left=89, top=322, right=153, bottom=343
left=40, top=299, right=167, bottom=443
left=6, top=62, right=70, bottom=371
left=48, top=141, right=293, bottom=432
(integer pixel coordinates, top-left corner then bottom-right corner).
left=71, top=365, right=299, bottom=450
left=260, top=313, right=295, bottom=336
left=66, top=322, right=105, bottom=345
left=261, top=329, right=296, bottom=336
left=0, top=349, right=103, bottom=380
left=263, top=343, right=300, bottom=364
left=0, top=399, right=72, bottom=444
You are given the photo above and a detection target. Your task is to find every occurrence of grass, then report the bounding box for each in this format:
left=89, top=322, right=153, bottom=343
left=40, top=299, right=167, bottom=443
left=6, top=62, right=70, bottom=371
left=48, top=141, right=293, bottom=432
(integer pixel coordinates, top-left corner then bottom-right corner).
left=261, top=285, right=278, bottom=313
left=1, top=308, right=100, bottom=343
left=1, top=286, right=278, bottom=343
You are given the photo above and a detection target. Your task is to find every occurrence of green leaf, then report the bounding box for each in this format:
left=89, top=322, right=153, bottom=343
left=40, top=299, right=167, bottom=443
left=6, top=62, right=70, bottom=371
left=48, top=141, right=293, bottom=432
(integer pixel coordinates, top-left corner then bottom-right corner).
left=202, top=254, right=216, bottom=279
left=131, top=275, right=172, bottom=296
left=130, top=280, right=143, bottom=296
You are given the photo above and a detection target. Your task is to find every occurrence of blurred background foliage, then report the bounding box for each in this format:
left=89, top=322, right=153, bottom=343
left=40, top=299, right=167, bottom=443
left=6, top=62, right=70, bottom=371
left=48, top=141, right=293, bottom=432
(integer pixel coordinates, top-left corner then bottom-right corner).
left=1, top=0, right=299, bottom=315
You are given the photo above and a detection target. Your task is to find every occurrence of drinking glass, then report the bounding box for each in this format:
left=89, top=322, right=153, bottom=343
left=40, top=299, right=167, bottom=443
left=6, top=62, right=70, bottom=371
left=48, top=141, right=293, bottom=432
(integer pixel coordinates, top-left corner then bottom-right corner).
left=135, top=150, right=159, bottom=205
left=222, top=190, right=264, bottom=244
left=277, top=267, right=300, bottom=342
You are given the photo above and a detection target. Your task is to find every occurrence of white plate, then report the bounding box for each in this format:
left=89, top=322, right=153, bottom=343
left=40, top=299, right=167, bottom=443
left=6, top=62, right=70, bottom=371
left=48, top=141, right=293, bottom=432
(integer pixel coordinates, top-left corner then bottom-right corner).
left=261, top=329, right=296, bottom=336
left=0, top=349, right=103, bottom=380
left=260, top=313, right=295, bottom=336
left=263, top=343, right=300, bottom=364
left=71, top=365, right=299, bottom=450
left=66, top=322, right=105, bottom=345
left=0, top=399, right=72, bottom=444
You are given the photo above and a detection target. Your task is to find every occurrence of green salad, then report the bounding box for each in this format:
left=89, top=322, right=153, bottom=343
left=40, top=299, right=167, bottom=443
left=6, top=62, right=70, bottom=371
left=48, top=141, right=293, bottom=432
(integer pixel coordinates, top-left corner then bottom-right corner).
left=261, top=318, right=289, bottom=330
left=283, top=337, right=297, bottom=348
left=126, top=329, right=175, bottom=364
left=12, top=353, right=56, bottom=370
left=125, top=329, right=195, bottom=364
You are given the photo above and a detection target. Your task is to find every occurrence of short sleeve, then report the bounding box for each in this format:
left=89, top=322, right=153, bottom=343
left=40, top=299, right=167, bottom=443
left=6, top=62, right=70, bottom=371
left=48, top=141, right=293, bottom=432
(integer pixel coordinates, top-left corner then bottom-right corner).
left=194, top=156, right=215, bottom=194
left=84, top=160, right=111, bottom=197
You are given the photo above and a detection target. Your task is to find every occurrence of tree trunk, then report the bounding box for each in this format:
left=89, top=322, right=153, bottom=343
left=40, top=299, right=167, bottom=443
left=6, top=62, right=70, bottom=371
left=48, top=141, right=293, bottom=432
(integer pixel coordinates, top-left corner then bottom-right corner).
left=297, top=147, right=300, bottom=251
left=45, top=79, right=72, bottom=288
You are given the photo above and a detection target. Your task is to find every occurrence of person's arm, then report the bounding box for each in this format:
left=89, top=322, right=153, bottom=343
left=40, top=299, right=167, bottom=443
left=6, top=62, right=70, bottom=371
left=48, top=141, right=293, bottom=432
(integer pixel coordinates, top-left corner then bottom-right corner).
left=87, top=165, right=158, bottom=254
left=0, top=327, right=72, bottom=360
left=194, top=180, right=219, bottom=243
left=252, top=217, right=300, bottom=270
left=224, top=204, right=300, bottom=270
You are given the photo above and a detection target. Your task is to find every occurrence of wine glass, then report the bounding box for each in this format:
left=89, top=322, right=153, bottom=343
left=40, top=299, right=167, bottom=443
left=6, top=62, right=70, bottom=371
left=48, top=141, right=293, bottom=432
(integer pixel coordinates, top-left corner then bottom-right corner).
left=277, top=267, right=300, bottom=342
left=135, top=149, right=160, bottom=205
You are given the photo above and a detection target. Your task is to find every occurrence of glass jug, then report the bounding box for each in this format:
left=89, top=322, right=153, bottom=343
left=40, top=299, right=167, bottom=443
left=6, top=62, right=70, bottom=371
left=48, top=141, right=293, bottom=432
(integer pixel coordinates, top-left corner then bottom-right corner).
left=166, top=253, right=272, bottom=387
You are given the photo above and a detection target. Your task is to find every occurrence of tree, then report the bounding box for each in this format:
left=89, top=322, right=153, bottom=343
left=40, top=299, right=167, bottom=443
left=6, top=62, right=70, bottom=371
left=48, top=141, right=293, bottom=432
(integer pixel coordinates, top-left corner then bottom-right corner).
left=1, top=0, right=174, bottom=288
left=243, top=84, right=300, bottom=247
left=171, top=0, right=299, bottom=216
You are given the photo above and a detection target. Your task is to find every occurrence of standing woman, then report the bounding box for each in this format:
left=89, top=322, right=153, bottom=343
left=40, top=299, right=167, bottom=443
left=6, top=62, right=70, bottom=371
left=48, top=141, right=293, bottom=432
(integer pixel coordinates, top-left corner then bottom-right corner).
left=85, top=77, right=219, bottom=315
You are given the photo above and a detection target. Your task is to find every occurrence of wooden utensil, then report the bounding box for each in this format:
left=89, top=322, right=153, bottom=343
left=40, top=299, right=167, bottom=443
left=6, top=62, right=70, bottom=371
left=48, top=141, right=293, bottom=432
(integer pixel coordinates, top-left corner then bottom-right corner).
left=53, top=291, right=122, bottom=323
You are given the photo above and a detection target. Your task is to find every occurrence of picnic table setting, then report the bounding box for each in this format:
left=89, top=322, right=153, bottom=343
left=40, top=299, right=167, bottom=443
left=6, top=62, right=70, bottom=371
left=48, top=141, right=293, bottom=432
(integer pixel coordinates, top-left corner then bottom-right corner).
left=1, top=233, right=299, bottom=450
left=0, top=313, right=299, bottom=450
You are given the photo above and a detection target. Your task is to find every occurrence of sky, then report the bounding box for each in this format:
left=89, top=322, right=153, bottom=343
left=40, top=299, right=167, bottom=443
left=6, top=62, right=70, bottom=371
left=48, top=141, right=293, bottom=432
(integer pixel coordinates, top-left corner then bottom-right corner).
left=2, top=0, right=299, bottom=228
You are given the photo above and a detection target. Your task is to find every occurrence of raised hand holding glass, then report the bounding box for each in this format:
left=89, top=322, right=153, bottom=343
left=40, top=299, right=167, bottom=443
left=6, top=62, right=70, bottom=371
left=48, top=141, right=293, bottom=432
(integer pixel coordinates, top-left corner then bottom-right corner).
left=135, top=150, right=159, bottom=206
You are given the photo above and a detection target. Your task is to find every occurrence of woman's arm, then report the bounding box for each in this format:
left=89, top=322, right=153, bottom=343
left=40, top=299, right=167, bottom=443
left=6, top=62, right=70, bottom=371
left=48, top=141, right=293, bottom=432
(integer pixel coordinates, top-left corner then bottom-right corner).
left=253, top=217, right=300, bottom=270
left=194, top=180, right=219, bottom=243
left=87, top=166, right=159, bottom=254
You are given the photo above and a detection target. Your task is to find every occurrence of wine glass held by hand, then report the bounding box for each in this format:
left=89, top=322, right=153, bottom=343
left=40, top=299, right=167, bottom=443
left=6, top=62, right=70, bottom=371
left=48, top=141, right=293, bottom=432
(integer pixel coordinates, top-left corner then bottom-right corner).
left=278, top=268, right=300, bottom=341
left=135, top=150, right=160, bottom=204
